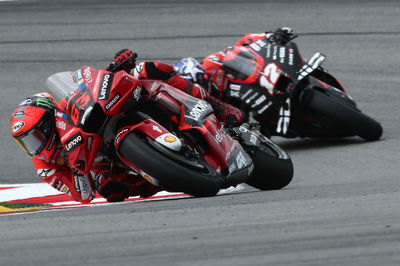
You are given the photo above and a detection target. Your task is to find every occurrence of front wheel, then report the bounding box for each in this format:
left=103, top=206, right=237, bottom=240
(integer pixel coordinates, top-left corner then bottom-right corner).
left=118, top=132, right=225, bottom=197
left=306, top=89, right=383, bottom=141
left=246, top=138, right=294, bottom=190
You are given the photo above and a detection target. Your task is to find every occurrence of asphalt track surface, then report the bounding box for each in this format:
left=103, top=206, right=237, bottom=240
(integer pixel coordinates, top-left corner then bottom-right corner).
left=0, top=0, right=399, bottom=265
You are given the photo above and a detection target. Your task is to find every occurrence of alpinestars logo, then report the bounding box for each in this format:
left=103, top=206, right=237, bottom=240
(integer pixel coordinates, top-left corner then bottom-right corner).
left=98, top=73, right=114, bottom=100
left=37, top=169, right=56, bottom=179
left=64, top=133, right=83, bottom=152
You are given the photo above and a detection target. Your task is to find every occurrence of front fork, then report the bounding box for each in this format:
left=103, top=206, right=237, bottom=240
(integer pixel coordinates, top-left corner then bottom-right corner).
left=228, top=123, right=290, bottom=160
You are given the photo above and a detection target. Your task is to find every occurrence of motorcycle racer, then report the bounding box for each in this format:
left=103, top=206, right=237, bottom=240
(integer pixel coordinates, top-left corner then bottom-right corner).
left=200, top=27, right=296, bottom=95
left=9, top=49, right=245, bottom=203
left=10, top=93, right=160, bottom=203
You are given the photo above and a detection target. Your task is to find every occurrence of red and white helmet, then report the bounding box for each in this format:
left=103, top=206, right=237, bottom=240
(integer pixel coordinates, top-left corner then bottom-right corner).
left=10, top=93, right=56, bottom=157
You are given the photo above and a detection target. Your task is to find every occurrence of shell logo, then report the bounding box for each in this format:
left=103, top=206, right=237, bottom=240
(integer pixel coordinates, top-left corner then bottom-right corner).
left=143, top=174, right=152, bottom=183
left=164, top=135, right=177, bottom=143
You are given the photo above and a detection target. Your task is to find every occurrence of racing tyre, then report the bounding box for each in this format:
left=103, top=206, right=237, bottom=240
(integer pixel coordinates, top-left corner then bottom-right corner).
left=118, top=132, right=225, bottom=197
left=246, top=138, right=294, bottom=190
left=306, top=89, right=383, bottom=141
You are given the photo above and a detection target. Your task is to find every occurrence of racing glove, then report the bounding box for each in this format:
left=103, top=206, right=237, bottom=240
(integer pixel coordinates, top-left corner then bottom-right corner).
left=107, top=48, right=138, bottom=73
left=206, top=94, right=245, bottom=126
left=95, top=169, right=130, bottom=202
left=268, top=27, right=297, bottom=45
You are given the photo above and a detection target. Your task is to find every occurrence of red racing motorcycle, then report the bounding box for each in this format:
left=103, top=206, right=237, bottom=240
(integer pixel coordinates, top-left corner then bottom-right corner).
left=45, top=67, right=293, bottom=197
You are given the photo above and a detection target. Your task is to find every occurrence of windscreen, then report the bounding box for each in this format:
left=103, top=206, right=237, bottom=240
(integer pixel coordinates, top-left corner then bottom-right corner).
left=45, top=71, right=79, bottom=102
left=223, top=48, right=257, bottom=81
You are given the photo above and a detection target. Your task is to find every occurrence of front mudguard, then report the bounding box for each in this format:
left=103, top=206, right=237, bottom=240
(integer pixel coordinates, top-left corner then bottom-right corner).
left=229, top=124, right=293, bottom=190
left=114, top=118, right=181, bottom=153
left=113, top=117, right=184, bottom=187
left=302, top=76, right=357, bottom=109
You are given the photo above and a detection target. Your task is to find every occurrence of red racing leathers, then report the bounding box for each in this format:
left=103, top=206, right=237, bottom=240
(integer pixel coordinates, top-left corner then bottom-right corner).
left=31, top=102, right=160, bottom=204
left=32, top=139, right=96, bottom=203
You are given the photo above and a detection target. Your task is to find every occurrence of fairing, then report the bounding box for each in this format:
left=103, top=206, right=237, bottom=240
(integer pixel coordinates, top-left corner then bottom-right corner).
left=45, top=67, right=251, bottom=180
left=45, top=71, right=79, bottom=103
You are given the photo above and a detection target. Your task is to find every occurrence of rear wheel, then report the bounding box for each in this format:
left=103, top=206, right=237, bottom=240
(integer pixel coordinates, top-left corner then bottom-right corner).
left=118, top=132, right=225, bottom=197
left=305, top=89, right=383, bottom=141
left=246, top=138, right=294, bottom=190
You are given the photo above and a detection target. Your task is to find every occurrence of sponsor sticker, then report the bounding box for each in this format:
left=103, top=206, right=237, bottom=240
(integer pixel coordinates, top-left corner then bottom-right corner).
left=19, top=98, right=32, bottom=106
left=55, top=111, right=67, bottom=119
left=114, top=128, right=129, bottom=146
left=73, top=174, right=90, bottom=194
left=249, top=42, right=261, bottom=52
left=60, top=185, right=69, bottom=193
left=13, top=110, right=25, bottom=119
left=64, top=133, right=83, bottom=152
left=98, top=73, right=113, bottom=100
left=255, top=39, right=267, bottom=48
left=55, top=180, right=63, bottom=190
left=105, top=93, right=121, bottom=110
left=288, top=48, right=294, bottom=66
left=56, top=120, right=66, bottom=130
left=272, top=45, right=278, bottom=61
left=257, top=101, right=273, bottom=114
left=214, top=128, right=226, bottom=143
left=266, top=44, right=271, bottom=58
left=279, top=47, right=286, bottom=63
left=37, top=169, right=56, bottom=179
left=164, top=135, right=177, bottom=143
left=83, top=67, right=93, bottom=84
left=74, top=175, right=81, bottom=192
left=11, top=121, right=24, bottom=133
left=133, top=86, right=142, bottom=101
left=186, top=100, right=209, bottom=121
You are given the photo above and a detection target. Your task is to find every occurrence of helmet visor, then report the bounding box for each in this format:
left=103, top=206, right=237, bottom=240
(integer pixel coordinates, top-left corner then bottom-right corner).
left=14, top=113, right=54, bottom=156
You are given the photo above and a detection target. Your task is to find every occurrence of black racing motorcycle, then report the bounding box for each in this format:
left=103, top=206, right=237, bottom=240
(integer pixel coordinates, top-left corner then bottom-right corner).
left=175, top=38, right=383, bottom=141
